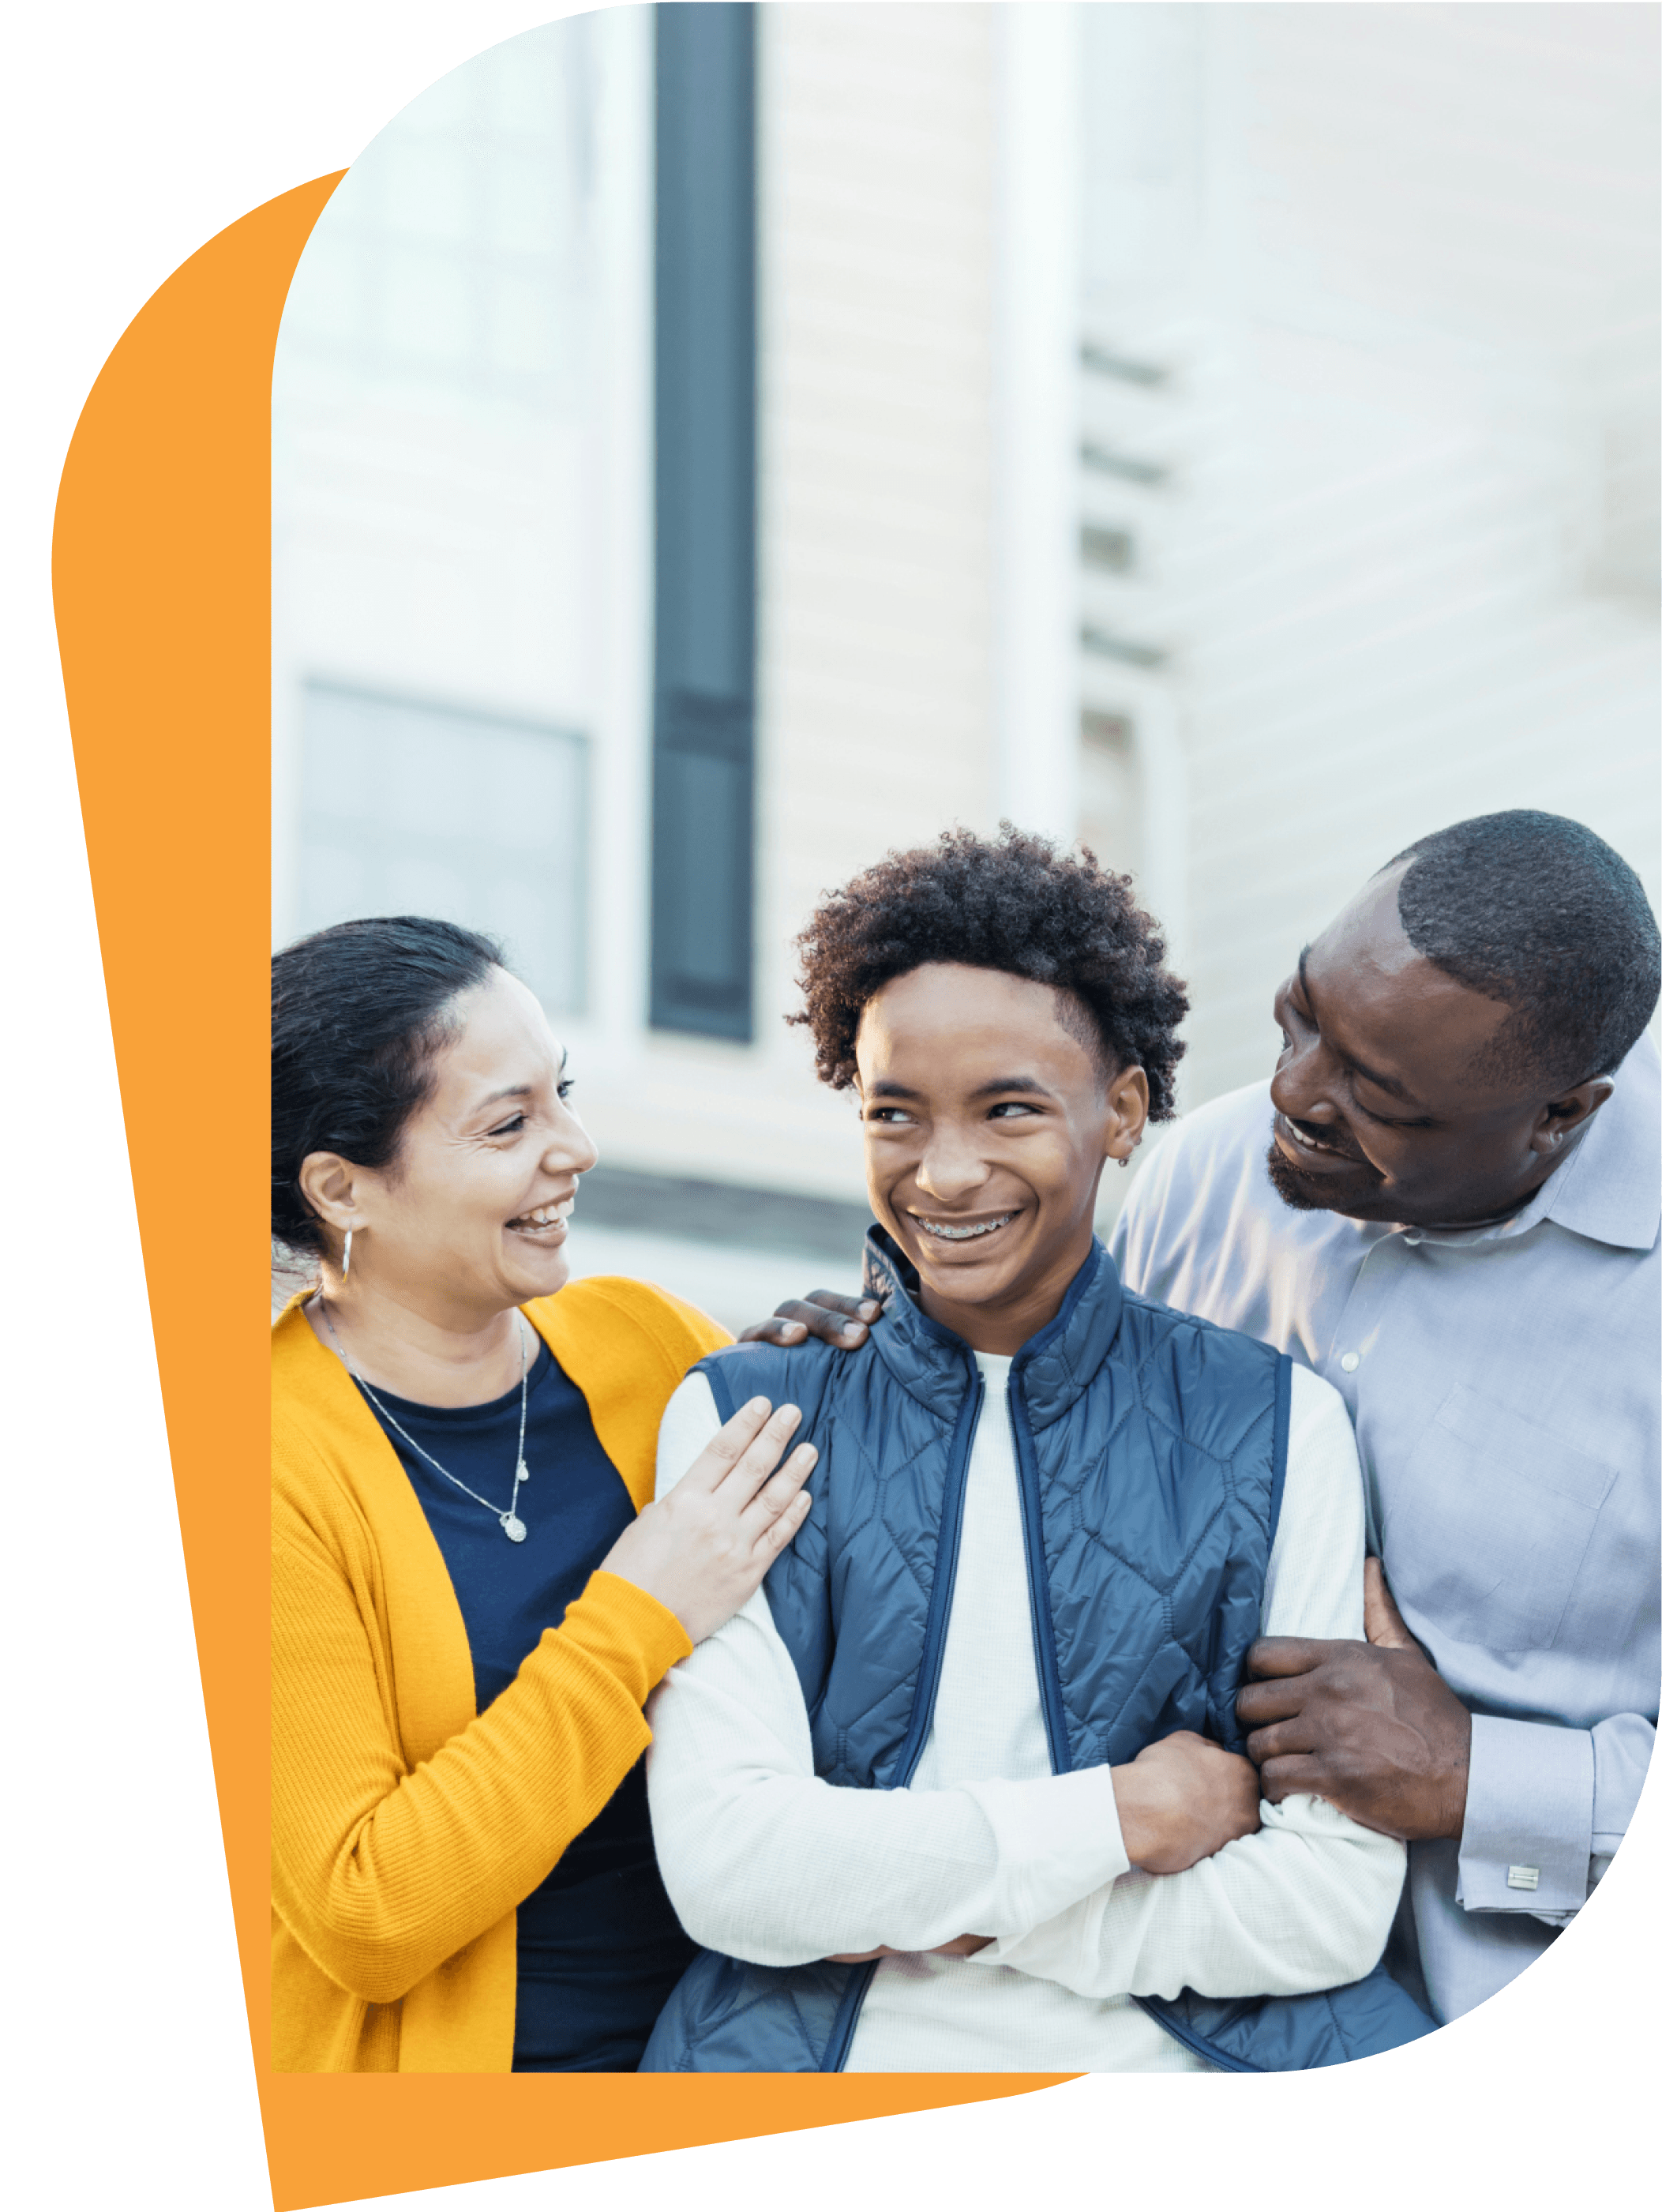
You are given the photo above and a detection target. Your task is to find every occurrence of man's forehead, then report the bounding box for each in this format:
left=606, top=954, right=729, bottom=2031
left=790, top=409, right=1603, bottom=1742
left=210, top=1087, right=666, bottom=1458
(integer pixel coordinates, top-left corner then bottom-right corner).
left=1304, top=868, right=1514, bottom=1091
left=1314, top=866, right=1420, bottom=975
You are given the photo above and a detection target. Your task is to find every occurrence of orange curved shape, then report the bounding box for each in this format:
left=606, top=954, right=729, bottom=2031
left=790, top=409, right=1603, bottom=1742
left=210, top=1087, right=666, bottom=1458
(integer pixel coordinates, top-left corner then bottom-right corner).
left=51, top=178, right=1072, bottom=2210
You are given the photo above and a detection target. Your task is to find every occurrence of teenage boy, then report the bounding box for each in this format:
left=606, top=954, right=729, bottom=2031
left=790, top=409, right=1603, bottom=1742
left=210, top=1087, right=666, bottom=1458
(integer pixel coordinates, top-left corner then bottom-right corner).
left=638, top=829, right=1430, bottom=2073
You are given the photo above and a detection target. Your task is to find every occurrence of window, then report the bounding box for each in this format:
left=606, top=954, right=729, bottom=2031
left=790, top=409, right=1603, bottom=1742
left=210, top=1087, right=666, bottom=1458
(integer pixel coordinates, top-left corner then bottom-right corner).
left=1081, top=522, right=1136, bottom=574
left=276, top=23, right=601, bottom=413
left=1079, top=708, right=1144, bottom=882
left=298, top=683, right=588, bottom=1012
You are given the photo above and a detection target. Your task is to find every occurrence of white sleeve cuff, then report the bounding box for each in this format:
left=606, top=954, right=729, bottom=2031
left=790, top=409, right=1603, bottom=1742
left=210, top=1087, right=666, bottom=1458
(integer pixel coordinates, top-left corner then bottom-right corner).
left=963, top=1764, right=1129, bottom=1946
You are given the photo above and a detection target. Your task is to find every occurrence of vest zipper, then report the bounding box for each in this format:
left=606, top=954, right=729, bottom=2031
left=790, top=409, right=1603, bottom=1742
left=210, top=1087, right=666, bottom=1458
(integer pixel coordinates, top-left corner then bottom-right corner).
left=821, top=1361, right=985, bottom=2072
left=889, top=1363, right=985, bottom=1790
left=1009, top=1371, right=1252, bottom=2077
left=1005, top=1378, right=1073, bottom=1775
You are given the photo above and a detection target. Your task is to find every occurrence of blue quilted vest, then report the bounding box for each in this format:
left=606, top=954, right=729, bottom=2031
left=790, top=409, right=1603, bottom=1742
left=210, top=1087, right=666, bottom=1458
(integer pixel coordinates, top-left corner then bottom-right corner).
left=642, top=1230, right=1435, bottom=2073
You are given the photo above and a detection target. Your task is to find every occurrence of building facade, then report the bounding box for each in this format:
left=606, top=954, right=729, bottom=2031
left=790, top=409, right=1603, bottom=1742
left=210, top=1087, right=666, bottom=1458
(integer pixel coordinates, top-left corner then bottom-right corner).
left=272, top=2, right=1660, bottom=1324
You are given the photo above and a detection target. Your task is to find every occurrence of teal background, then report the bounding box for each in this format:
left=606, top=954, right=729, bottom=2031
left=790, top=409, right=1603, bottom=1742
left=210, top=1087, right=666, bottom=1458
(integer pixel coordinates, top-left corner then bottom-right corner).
left=6, top=4, right=1653, bottom=2212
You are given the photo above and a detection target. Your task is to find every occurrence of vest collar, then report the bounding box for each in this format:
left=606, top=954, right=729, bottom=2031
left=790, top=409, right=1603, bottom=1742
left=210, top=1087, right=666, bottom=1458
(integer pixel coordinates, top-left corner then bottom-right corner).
left=860, top=1225, right=1125, bottom=1428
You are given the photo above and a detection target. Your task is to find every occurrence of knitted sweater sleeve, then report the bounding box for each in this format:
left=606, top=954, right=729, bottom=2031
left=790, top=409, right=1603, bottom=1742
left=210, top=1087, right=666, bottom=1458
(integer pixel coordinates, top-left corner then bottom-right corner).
left=271, top=1477, right=690, bottom=2007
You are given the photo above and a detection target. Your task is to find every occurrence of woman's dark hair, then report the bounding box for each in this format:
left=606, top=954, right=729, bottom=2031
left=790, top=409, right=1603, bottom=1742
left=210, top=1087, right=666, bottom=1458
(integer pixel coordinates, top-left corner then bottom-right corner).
left=791, top=824, right=1189, bottom=1117
left=272, top=915, right=504, bottom=1260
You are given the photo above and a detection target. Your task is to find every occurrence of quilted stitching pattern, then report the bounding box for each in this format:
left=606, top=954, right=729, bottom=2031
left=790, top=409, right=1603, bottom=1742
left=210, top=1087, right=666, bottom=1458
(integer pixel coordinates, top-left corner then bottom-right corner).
left=643, top=1234, right=1434, bottom=2074
left=702, top=1249, right=1281, bottom=1790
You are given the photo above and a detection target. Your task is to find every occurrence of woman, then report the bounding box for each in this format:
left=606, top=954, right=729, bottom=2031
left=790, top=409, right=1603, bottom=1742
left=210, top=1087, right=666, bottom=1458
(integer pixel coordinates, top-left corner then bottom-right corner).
left=272, top=915, right=823, bottom=2073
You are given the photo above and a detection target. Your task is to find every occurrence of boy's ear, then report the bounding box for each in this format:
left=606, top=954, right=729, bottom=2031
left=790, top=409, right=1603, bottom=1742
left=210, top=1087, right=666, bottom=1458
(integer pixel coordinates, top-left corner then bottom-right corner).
left=1105, top=1062, right=1151, bottom=1163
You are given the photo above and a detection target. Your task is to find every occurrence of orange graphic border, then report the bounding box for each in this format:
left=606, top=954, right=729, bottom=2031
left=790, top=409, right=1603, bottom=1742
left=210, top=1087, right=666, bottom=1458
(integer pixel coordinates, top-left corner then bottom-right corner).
left=51, top=178, right=1070, bottom=2210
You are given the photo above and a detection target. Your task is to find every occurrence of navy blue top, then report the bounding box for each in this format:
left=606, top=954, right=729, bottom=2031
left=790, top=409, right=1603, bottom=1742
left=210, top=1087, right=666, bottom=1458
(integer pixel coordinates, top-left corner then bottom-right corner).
left=355, top=1333, right=696, bottom=2071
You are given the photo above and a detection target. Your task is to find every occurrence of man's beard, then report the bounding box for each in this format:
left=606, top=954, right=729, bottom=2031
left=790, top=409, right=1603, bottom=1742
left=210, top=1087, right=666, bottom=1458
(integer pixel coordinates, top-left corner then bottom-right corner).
left=1263, top=1138, right=1383, bottom=1216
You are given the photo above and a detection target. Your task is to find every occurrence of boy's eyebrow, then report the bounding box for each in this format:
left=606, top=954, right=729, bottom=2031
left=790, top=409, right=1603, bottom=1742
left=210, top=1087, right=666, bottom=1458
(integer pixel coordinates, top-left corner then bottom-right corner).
left=968, top=1074, right=1051, bottom=1100
left=866, top=1075, right=1055, bottom=1102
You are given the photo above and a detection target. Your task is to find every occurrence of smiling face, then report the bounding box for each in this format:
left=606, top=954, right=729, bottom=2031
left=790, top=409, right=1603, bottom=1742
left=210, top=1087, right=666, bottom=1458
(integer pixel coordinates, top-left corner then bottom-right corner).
left=306, top=965, right=598, bottom=1328
left=855, top=963, right=1148, bottom=1354
left=1268, top=865, right=1611, bottom=1226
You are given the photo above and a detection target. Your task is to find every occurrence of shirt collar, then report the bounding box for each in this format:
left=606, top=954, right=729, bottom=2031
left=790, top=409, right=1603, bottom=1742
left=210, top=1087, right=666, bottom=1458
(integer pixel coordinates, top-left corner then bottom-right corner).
left=1405, top=1030, right=1660, bottom=1254
left=1533, top=1028, right=1660, bottom=1250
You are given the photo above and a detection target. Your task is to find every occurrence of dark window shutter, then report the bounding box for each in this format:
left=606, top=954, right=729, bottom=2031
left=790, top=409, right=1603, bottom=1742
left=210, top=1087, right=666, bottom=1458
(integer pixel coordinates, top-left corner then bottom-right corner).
left=651, top=2, right=757, bottom=1039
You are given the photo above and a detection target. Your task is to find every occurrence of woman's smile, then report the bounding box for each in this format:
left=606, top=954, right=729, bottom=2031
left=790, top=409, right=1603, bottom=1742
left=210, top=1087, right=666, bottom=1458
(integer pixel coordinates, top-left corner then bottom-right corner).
left=505, top=1196, right=575, bottom=1242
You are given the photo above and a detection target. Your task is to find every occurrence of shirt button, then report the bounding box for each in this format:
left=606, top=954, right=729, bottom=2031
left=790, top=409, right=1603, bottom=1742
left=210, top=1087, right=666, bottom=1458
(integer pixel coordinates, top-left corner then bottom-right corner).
left=1340, top=1353, right=1360, bottom=1373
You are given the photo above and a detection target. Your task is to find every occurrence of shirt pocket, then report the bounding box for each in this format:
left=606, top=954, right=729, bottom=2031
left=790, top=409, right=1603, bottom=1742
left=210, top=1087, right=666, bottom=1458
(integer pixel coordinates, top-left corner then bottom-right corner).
left=1382, top=1382, right=1619, bottom=1656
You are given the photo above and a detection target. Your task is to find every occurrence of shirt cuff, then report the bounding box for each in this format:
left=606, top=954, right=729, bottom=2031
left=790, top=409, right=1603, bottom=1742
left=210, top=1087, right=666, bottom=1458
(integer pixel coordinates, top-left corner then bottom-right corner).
left=1457, top=1715, right=1594, bottom=1917
left=960, top=1763, right=1131, bottom=1943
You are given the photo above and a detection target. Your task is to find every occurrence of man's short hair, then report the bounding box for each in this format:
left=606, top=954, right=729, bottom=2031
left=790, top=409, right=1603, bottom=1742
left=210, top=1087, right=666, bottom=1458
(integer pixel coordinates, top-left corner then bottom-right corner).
left=791, top=824, right=1190, bottom=1117
left=1389, top=810, right=1661, bottom=1091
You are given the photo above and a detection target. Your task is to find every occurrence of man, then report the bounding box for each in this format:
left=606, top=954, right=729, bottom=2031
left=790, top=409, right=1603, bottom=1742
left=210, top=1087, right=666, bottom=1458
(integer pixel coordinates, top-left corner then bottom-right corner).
left=638, top=828, right=1430, bottom=2073
left=1108, top=809, right=1660, bottom=2025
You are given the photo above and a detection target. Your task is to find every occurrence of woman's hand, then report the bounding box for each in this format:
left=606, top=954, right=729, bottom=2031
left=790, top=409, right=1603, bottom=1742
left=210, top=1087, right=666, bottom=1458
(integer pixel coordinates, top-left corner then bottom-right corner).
left=1110, top=1730, right=1262, bottom=1876
left=601, top=1397, right=816, bottom=1645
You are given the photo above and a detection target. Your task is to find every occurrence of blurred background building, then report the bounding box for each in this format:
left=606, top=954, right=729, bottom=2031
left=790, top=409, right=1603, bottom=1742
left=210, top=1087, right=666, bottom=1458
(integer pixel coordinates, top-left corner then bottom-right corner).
left=272, top=2, right=1660, bottom=1328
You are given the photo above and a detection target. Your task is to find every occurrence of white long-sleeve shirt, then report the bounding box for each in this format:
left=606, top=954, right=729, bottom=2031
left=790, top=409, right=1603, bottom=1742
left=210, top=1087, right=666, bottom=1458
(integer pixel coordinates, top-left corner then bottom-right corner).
left=645, top=1356, right=1405, bottom=2071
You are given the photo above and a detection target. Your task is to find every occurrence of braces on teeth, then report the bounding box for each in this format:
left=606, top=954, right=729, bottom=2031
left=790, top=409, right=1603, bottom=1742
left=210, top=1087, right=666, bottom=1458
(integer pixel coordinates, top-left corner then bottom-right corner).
left=919, top=1214, right=1014, bottom=1240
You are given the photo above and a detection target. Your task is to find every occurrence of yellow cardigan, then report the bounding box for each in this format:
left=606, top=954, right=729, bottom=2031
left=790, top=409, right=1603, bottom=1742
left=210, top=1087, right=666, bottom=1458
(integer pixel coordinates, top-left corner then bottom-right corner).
left=271, top=1275, right=730, bottom=2073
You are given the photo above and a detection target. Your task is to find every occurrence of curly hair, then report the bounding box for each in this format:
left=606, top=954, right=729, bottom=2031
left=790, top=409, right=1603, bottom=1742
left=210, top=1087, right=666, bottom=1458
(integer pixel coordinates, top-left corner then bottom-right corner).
left=790, top=825, right=1189, bottom=1117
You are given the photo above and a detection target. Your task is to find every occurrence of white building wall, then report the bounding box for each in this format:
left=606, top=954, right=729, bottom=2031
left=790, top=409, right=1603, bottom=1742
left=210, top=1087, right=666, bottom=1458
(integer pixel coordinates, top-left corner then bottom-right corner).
left=760, top=0, right=1000, bottom=1024
left=994, top=2, right=1082, bottom=844
left=271, top=5, right=1008, bottom=1315
left=271, top=9, right=653, bottom=1037
left=1079, top=2, right=1661, bottom=1112
left=272, top=17, right=624, bottom=959
left=594, top=1, right=1004, bottom=1208
left=272, top=2, right=1657, bottom=1304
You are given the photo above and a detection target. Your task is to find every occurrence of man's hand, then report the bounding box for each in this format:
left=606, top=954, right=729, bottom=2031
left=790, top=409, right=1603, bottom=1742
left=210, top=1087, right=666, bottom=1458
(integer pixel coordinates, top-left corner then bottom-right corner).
left=1236, top=1558, right=1472, bottom=1842
left=1111, top=1729, right=1262, bottom=1875
left=741, top=1290, right=881, bottom=1352
left=1360, top=1553, right=1423, bottom=1652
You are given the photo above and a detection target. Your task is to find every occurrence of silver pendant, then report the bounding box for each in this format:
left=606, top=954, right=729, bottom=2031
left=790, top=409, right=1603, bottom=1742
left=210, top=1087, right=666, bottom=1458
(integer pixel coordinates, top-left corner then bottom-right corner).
left=515, top=1458, right=531, bottom=1486
left=501, top=1513, right=528, bottom=1543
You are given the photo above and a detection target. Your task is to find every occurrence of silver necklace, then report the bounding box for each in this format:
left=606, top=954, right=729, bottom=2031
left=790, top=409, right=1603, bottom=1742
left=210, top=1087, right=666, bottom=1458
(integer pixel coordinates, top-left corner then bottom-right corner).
left=317, top=1299, right=533, bottom=1542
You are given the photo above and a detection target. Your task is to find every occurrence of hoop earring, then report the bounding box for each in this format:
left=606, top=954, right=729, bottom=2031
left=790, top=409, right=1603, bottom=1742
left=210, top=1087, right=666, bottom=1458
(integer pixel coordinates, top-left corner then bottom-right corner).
left=343, top=1226, right=354, bottom=1280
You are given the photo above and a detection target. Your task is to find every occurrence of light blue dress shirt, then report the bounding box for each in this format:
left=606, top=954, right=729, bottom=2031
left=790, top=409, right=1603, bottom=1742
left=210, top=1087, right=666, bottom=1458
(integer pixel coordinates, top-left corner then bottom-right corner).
left=1110, top=1034, right=1660, bottom=2025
